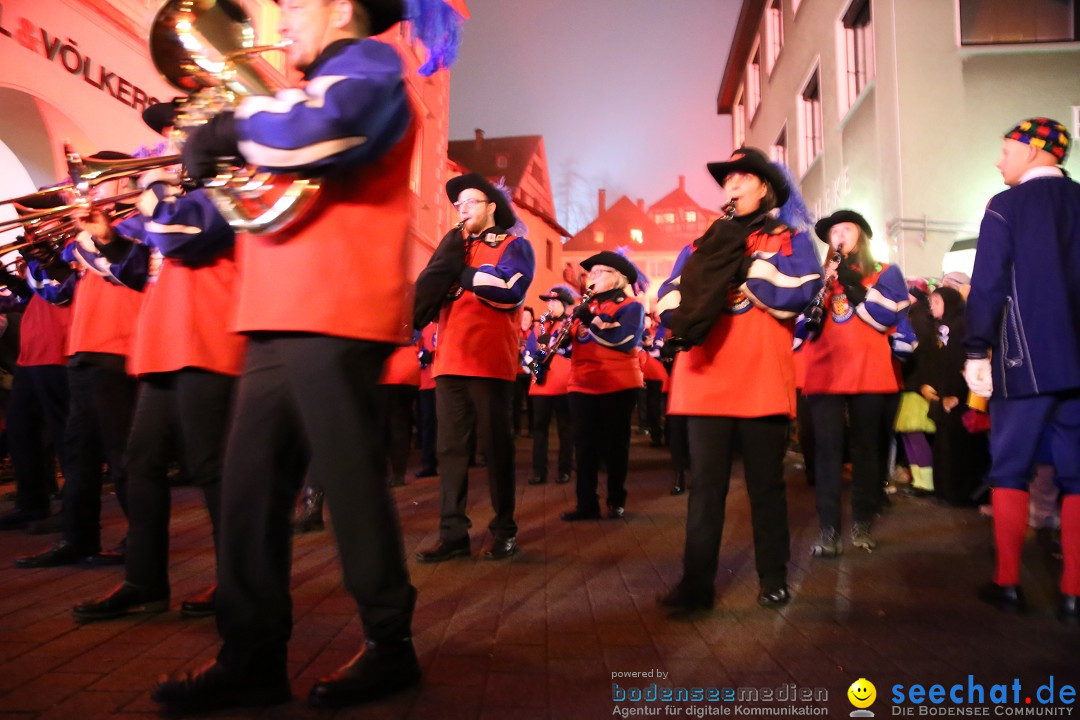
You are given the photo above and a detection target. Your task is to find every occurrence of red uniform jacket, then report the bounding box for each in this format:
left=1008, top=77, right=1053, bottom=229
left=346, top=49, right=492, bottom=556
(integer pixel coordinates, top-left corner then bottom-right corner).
left=18, top=296, right=72, bottom=367
left=380, top=344, right=421, bottom=386
left=130, top=251, right=247, bottom=377
left=67, top=272, right=143, bottom=363
left=434, top=238, right=522, bottom=382
left=232, top=121, right=417, bottom=344
left=568, top=294, right=644, bottom=395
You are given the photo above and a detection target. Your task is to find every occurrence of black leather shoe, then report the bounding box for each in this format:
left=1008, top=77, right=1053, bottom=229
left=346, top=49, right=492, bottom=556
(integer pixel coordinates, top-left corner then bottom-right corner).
left=180, top=584, right=217, bottom=618
left=527, top=476, right=547, bottom=485
left=758, top=586, right=792, bottom=608
left=483, top=536, right=517, bottom=560
left=0, top=507, right=49, bottom=531
left=84, top=548, right=125, bottom=567
left=308, top=640, right=420, bottom=708
left=1059, top=595, right=1079, bottom=625
left=15, top=540, right=95, bottom=568
left=977, top=582, right=1026, bottom=613
left=73, top=582, right=169, bottom=624
left=152, top=661, right=291, bottom=713
left=560, top=508, right=601, bottom=522
left=414, top=467, right=438, bottom=478
left=415, top=538, right=469, bottom=563
left=657, top=585, right=714, bottom=616
left=556, top=473, right=571, bottom=484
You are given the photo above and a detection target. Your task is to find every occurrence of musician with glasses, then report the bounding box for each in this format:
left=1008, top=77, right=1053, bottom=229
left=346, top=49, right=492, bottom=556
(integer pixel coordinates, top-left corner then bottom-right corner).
left=656, top=148, right=821, bottom=615
left=558, top=252, right=645, bottom=522
left=152, top=0, right=424, bottom=712
left=413, top=173, right=535, bottom=563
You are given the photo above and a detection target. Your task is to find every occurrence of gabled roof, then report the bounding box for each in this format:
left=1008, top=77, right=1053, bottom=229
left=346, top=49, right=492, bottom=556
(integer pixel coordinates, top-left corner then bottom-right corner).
left=447, top=134, right=543, bottom=192
left=648, top=187, right=717, bottom=216
left=563, top=196, right=686, bottom=253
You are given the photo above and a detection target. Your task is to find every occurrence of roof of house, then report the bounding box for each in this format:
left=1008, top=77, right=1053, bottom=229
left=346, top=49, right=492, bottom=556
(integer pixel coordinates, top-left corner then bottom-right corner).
left=563, top=196, right=686, bottom=253
left=446, top=134, right=543, bottom=192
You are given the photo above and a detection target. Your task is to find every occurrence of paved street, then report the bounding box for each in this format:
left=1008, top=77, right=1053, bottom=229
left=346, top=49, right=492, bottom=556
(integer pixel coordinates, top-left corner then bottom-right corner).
left=0, top=434, right=1077, bottom=719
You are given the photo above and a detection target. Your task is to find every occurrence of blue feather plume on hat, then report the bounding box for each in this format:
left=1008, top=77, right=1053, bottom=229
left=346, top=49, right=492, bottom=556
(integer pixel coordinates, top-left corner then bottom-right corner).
left=774, top=162, right=814, bottom=233
left=614, top=246, right=650, bottom=295
left=491, top=178, right=529, bottom=237
left=406, top=0, right=465, bottom=76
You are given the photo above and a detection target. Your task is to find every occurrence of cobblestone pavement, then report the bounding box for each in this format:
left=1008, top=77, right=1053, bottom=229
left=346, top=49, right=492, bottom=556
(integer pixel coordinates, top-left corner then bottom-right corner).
left=0, top=434, right=1077, bottom=719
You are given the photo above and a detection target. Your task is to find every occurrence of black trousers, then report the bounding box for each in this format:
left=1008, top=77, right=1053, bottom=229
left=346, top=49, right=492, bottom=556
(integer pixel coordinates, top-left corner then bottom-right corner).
left=124, top=369, right=234, bottom=595
left=216, top=335, right=415, bottom=676
left=644, top=380, right=664, bottom=442
left=512, top=373, right=532, bottom=436
left=434, top=376, right=516, bottom=542
left=795, top=390, right=816, bottom=485
left=667, top=413, right=689, bottom=474
left=681, top=415, right=790, bottom=595
left=7, top=364, right=69, bottom=513
left=62, top=353, right=136, bottom=551
left=531, top=394, right=573, bottom=479
left=807, top=392, right=888, bottom=531
left=569, top=389, right=637, bottom=512
left=416, top=388, right=437, bottom=472
left=380, top=384, right=418, bottom=483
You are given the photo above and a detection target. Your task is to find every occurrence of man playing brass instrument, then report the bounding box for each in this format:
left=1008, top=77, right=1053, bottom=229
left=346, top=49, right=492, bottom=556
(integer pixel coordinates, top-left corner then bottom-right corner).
left=153, top=0, right=422, bottom=712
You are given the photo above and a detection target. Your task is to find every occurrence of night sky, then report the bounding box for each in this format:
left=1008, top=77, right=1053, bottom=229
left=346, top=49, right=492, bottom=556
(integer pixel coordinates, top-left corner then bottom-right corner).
left=449, top=0, right=743, bottom=233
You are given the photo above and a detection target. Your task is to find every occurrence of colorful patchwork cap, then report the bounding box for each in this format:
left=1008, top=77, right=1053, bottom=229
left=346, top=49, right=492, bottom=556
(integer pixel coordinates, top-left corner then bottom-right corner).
left=1004, top=117, right=1070, bottom=164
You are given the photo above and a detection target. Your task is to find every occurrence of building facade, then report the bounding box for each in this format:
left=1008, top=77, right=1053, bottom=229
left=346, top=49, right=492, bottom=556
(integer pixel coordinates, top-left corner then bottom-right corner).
left=718, top=0, right=1080, bottom=278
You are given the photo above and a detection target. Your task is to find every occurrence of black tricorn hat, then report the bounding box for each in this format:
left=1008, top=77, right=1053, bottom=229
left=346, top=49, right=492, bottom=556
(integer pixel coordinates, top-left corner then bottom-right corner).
left=142, top=99, right=181, bottom=136
left=706, top=147, right=790, bottom=207
left=538, top=285, right=576, bottom=306
left=272, top=0, right=404, bottom=36
left=445, top=173, right=517, bottom=231
left=580, top=251, right=638, bottom=286
left=814, top=209, right=873, bottom=244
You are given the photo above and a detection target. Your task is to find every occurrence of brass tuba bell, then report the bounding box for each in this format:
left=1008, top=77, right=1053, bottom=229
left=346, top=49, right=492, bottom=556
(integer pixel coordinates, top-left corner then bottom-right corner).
left=149, top=0, right=320, bottom=235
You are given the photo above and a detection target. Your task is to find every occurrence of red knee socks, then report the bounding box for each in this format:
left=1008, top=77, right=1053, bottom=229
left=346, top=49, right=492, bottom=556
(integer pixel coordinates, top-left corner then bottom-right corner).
left=1061, top=495, right=1080, bottom=596
left=992, top=488, right=1029, bottom=587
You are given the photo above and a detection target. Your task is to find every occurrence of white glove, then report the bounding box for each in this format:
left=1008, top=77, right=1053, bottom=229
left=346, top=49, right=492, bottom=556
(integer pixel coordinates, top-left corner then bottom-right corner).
left=964, top=357, right=993, bottom=398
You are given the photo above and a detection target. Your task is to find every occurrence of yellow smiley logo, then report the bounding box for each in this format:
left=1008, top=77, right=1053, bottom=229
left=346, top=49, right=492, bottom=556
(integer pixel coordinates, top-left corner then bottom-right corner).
left=848, top=678, right=876, bottom=709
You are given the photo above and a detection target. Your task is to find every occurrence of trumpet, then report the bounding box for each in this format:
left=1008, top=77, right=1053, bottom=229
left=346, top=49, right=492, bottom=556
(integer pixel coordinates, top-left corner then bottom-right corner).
left=0, top=189, right=144, bottom=234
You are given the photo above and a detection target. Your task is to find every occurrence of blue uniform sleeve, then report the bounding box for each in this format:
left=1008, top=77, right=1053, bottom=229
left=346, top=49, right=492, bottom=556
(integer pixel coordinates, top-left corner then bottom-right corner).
left=856, top=263, right=909, bottom=332
left=655, top=244, right=693, bottom=329
left=964, top=198, right=1012, bottom=359
left=26, top=261, right=75, bottom=305
left=143, top=189, right=235, bottom=265
left=61, top=225, right=149, bottom=293
left=460, top=236, right=535, bottom=311
left=587, top=300, right=645, bottom=353
left=234, top=40, right=411, bottom=173
left=890, top=313, right=917, bottom=362
left=740, top=230, right=823, bottom=319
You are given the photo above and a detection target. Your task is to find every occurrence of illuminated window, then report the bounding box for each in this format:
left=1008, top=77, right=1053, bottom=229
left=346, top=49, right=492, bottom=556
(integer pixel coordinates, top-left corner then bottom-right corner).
left=842, top=0, right=875, bottom=110
left=656, top=212, right=675, bottom=224
left=960, top=0, right=1077, bottom=44
left=747, top=43, right=762, bottom=121
left=595, top=230, right=605, bottom=244
left=799, top=67, right=823, bottom=173
left=734, top=88, right=746, bottom=148
left=684, top=211, right=697, bottom=223
left=496, top=153, right=509, bottom=169
left=772, top=124, right=788, bottom=168
left=766, top=0, right=784, bottom=73
left=630, top=229, right=644, bottom=244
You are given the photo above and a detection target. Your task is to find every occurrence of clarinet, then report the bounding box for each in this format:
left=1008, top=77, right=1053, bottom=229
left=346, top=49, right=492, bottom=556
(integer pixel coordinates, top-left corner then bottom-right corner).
left=531, top=289, right=595, bottom=385
left=444, top=221, right=468, bottom=302
left=803, top=248, right=842, bottom=338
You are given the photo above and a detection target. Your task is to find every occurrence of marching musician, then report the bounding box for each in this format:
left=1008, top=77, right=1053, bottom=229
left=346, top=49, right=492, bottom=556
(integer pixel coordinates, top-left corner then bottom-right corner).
left=559, top=251, right=645, bottom=522
left=378, top=334, right=422, bottom=488
left=657, top=147, right=822, bottom=614
left=0, top=245, right=73, bottom=532
left=15, top=157, right=146, bottom=569
left=153, top=0, right=423, bottom=711
left=413, top=173, right=535, bottom=563
left=800, top=210, right=909, bottom=557
left=71, top=101, right=245, bottom=624
left=525, top=285, right=576, bottom=487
